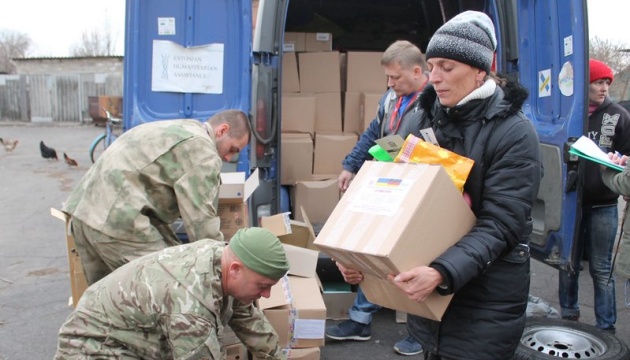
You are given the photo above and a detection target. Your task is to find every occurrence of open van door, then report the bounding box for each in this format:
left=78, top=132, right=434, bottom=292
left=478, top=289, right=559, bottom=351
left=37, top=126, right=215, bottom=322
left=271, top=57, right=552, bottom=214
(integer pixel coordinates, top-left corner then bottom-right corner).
left=122, top=0, right=253, bottom=171
left=514, top=0, right=589, bottom=273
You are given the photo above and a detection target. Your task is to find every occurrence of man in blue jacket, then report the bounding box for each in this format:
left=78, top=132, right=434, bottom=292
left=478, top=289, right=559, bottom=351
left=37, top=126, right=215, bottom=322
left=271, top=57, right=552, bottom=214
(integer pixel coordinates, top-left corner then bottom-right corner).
left=326, top=40, right=428, bottom=356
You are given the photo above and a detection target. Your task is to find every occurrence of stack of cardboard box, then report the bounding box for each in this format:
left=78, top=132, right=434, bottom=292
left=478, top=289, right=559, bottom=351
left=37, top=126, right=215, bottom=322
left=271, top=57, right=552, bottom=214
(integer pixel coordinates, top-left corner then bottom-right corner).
left=257, top=210, right=327, bottom=360
left=280, top=32, right=387, bottom=229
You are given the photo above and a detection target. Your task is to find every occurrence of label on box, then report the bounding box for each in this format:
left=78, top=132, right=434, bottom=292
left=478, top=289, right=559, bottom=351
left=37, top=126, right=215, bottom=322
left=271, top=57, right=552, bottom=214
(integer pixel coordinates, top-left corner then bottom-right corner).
left=294, top=319, right=325, bottom=339
left=315, top=33, right=330, bottom=41
left=349, top=177, right=413, bottom=216
left=283, top=43, right=295, bottom=52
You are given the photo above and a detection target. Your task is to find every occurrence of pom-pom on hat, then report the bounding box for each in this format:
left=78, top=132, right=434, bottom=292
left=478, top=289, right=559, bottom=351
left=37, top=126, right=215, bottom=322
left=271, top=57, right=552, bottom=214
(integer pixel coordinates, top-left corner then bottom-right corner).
left=590, top=59, right=614, bottom=84
left=229, top=227, right=289, bottom=280
left=425, top=11, right=497, bottom=72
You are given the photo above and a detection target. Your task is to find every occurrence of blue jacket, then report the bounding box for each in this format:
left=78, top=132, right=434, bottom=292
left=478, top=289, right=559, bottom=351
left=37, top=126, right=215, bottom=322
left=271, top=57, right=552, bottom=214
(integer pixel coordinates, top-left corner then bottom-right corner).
left=341, top=88, right=425, bottom=173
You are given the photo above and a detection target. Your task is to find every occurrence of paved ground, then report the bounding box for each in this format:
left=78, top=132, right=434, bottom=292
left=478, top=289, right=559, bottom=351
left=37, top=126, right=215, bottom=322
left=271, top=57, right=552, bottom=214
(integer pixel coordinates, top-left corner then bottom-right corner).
left=0, top=123, right=628, bottom=359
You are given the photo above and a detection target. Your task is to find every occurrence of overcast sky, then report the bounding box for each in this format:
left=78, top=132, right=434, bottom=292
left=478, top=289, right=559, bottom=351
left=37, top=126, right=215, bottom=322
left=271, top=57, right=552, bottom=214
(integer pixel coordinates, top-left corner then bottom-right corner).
left=0, top=0, right=626, bottom=57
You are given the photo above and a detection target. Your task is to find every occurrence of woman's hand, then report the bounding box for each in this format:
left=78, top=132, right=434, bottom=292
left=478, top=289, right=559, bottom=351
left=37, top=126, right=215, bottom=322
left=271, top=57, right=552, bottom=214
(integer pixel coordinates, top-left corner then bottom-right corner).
left=387, top=266, right=443, bottom=303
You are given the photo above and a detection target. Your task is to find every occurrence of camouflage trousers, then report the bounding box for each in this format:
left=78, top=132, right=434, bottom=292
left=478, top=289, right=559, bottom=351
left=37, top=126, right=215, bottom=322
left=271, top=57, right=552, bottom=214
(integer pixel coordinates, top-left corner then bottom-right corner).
left=70, top=217, right=171, bottom=285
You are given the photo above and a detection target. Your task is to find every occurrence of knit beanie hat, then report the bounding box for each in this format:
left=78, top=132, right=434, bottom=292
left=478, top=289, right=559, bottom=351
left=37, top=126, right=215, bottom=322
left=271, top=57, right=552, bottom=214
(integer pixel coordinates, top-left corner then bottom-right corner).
left=425, top=11, right=497, bottom=72
left=229, top=227, right=289, bottom=280
left=590, top=59, right=614, bottom=84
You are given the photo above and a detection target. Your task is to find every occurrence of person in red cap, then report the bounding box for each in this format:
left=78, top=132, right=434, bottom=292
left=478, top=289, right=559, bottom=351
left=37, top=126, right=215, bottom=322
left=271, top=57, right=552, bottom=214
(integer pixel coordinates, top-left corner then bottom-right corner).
left=558, top=59, right=630, bottom=333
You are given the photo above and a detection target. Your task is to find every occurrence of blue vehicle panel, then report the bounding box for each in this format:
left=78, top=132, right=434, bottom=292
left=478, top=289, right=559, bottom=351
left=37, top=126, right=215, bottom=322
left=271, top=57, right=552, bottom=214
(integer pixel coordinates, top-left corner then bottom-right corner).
left=123, top=0, right=252, bottom=129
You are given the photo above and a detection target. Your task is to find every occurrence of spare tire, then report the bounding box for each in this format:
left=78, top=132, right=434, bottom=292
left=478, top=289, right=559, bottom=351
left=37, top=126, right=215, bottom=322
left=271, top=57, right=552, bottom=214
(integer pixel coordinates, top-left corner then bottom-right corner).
left=515, top=318, right=630, bottom=359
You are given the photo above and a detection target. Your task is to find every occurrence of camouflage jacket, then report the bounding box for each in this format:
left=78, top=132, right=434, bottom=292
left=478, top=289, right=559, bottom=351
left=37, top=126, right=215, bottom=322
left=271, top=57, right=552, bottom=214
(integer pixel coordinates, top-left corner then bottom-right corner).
left=63, top=119, right=224, bottom=243
left=56, top=240, right=284, bottom=359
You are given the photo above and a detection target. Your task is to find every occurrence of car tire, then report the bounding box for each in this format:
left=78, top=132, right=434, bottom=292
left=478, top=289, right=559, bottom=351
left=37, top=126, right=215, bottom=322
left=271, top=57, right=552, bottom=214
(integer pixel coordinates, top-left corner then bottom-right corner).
left=515, top=318, right=630, bottom=359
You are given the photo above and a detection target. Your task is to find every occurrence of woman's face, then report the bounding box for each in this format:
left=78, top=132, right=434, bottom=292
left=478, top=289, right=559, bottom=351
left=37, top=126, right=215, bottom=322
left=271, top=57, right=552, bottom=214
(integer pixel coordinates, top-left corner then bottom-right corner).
left=426, top=58, right=486, bottom=108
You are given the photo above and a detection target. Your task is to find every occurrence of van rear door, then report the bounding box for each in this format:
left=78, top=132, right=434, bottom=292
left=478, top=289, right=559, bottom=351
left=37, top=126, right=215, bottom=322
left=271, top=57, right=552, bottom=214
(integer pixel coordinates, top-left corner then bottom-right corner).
left=123, top=0, right=252, bottom=131
left=514, top=0, right=589, bottom=271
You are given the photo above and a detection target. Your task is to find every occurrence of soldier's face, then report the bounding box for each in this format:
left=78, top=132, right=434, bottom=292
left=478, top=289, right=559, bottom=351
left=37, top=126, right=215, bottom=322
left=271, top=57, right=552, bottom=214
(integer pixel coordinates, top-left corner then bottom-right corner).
left=216, top=133, right=249, bottom=162
left=232, top=267, right=278, bottom=304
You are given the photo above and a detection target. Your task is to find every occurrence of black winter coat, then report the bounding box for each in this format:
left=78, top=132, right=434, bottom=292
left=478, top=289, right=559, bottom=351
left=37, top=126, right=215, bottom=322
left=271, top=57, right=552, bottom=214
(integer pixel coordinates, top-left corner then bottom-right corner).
left=407, top=79, right=542, bottom=360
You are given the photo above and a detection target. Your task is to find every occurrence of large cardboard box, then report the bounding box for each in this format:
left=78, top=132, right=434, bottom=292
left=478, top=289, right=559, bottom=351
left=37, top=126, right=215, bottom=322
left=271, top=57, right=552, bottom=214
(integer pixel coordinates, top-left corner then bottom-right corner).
left=298, top=52, right=341, bottom=93
left=261, top=208, right=317, bottom=251
left=291, top=179, right=340, bottom=227
left=51, top=208, right=88, bottom=308
left=282, top=52, right=300, bottom=93
left=361, top=92, right=382, bottom=131
left=281, top=133, right=313, bottom=185
left=218, top=169, right=259, bottom=240
left=346, top=51, right=386, bottom=93
left=314, top=92, right=342, bottom=133
left=258, top=276, right=326, bottom=348
left=284, top=32, right=306, bottom=52
left=305, top=32, right=332, bottom=52
left=282, top=93, right=316, bottom=134
left=313, top=162, right=476, bottom=321
left=343, top=92, right=362, bottom=134
left=313, top=132, right=357, bottom=175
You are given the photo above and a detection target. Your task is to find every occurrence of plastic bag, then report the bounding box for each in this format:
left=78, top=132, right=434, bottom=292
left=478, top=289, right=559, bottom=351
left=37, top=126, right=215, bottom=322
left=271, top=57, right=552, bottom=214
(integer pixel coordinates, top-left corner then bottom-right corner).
left=394, top=134, right=474, bottom=191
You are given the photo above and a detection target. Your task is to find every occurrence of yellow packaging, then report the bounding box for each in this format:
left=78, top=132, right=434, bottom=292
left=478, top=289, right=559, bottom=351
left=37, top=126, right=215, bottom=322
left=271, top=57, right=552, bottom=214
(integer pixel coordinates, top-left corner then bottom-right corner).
left=395, top=134, right=474, bottom=191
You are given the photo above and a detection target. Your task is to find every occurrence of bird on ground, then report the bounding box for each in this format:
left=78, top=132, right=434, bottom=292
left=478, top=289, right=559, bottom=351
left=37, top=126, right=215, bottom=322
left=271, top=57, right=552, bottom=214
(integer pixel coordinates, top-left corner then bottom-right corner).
left=0, top=137, right=19, bottom=153
left=63, top=152, right=78, bottom=167
left=40, top=141, right=58, bottom=160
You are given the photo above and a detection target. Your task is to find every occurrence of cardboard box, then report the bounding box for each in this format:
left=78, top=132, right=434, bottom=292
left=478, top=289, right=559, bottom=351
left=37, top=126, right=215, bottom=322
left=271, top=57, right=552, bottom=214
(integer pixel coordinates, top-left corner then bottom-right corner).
left=314, top=92, right=342, bottom=133
left=313, top=162, right=476, bottom=321
left=305, top=32, right=332, bottom=52
left=361, top=92, right=382, bottom=132
left=225, top=343, right=247, bottom=360
left=298, top=52, right=341, bottom=93
left=261, top=208, right=317, bottom=250
left=281, top=133, right=313, bottom=185
left=291, top=179, right=340, bottom=227
left=283, top=243, right=319, bottom=278
left=255, top=347, right=321, bottom=360
left=313, top=132, right=357, bottom=175
left=284, top=347, right=321, bottom=360
left=282, top=93, right=316, bottom=134
left=343, top=92, right=362, bottom=134
left=284, top=32, right=306, bottom=52
left=322, top=282, right=356, bottom=319
left=258, top=276, right=327, bottom=348
left=218, top=169, right=259, bottom=240
left=282, top=52, right=300, bottom=93
left=346, top=51, right=386, bottom=93
left=51, top=208, right=88, bottom=308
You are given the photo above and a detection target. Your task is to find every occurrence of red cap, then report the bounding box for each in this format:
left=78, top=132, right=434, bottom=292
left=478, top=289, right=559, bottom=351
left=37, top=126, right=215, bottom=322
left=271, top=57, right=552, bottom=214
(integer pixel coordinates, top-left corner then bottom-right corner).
left=590, top=59, right=614, bottom=84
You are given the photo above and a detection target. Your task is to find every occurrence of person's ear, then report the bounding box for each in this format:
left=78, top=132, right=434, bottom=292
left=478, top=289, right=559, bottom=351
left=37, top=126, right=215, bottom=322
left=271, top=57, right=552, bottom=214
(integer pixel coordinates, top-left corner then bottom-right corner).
left=229, top=262, right=242, bottom=278
left=216, top=123, right=230, bottom=138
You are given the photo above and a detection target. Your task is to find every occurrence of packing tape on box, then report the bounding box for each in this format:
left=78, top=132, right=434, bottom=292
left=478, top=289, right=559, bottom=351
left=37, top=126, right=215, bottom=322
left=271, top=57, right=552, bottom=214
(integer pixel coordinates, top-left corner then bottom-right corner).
left=280, top=276, right=299, bottom=348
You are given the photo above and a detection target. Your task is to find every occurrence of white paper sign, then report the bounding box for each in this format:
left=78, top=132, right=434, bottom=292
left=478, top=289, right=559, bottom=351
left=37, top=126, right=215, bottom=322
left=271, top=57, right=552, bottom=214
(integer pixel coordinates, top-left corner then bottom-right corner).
left=151, top=40, right=224, bottom=94
left=294, top=319, right=325, bottom=339
left=348, top=177, right=413, bottom=216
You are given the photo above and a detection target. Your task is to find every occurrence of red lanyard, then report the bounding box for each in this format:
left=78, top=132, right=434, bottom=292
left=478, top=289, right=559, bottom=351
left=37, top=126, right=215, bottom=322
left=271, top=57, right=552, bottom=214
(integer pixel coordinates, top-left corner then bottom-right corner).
left=389, top=92, right=419, bottom=134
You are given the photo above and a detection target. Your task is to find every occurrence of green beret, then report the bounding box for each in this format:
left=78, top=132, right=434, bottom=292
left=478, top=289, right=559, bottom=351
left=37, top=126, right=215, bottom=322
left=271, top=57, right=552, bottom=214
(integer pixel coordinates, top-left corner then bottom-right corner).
left=229, top=227, right=289, bottom=280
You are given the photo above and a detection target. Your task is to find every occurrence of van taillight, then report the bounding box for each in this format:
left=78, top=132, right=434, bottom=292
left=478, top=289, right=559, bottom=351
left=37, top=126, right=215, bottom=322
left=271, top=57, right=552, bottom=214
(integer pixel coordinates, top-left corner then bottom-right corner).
left=255, top=99, right=266, bottom=159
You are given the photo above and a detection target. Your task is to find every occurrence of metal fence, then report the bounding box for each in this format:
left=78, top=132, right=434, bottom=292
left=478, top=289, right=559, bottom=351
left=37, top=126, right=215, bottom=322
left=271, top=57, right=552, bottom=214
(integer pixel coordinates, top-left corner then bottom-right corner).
left=0, top=73, right=122, bottom=123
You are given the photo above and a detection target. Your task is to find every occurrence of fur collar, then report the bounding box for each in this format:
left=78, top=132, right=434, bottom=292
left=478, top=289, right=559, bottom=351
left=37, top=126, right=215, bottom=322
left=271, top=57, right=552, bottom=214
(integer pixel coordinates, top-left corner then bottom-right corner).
left=419, top=76, right=529, bottom=121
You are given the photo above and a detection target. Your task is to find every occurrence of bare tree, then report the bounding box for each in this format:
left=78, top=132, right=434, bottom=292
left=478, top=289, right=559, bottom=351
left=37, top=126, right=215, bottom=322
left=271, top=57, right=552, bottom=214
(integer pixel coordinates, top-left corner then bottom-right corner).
left=589, top=37, right=630, bottom=101
left=0, top=30, right=32, bottom=74
left=70, top=19, right=117, bottom=57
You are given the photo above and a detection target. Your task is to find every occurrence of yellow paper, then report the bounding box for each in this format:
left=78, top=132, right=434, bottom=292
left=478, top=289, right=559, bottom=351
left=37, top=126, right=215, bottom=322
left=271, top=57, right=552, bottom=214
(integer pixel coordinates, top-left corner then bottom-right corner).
left=394, top=134, right=474, bottom=191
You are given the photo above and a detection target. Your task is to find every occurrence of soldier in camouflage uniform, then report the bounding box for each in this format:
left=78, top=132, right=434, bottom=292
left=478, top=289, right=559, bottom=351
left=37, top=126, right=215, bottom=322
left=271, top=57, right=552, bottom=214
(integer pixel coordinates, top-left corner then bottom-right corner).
left=62, top=110, right=251, bottom=285
left=55, top=227, right=290, bottom=360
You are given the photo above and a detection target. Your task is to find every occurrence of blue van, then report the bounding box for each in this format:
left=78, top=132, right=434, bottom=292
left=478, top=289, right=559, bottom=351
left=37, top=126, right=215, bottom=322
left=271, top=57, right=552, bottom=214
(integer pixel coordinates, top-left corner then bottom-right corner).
left=122, top=0, right=628, bottom=358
